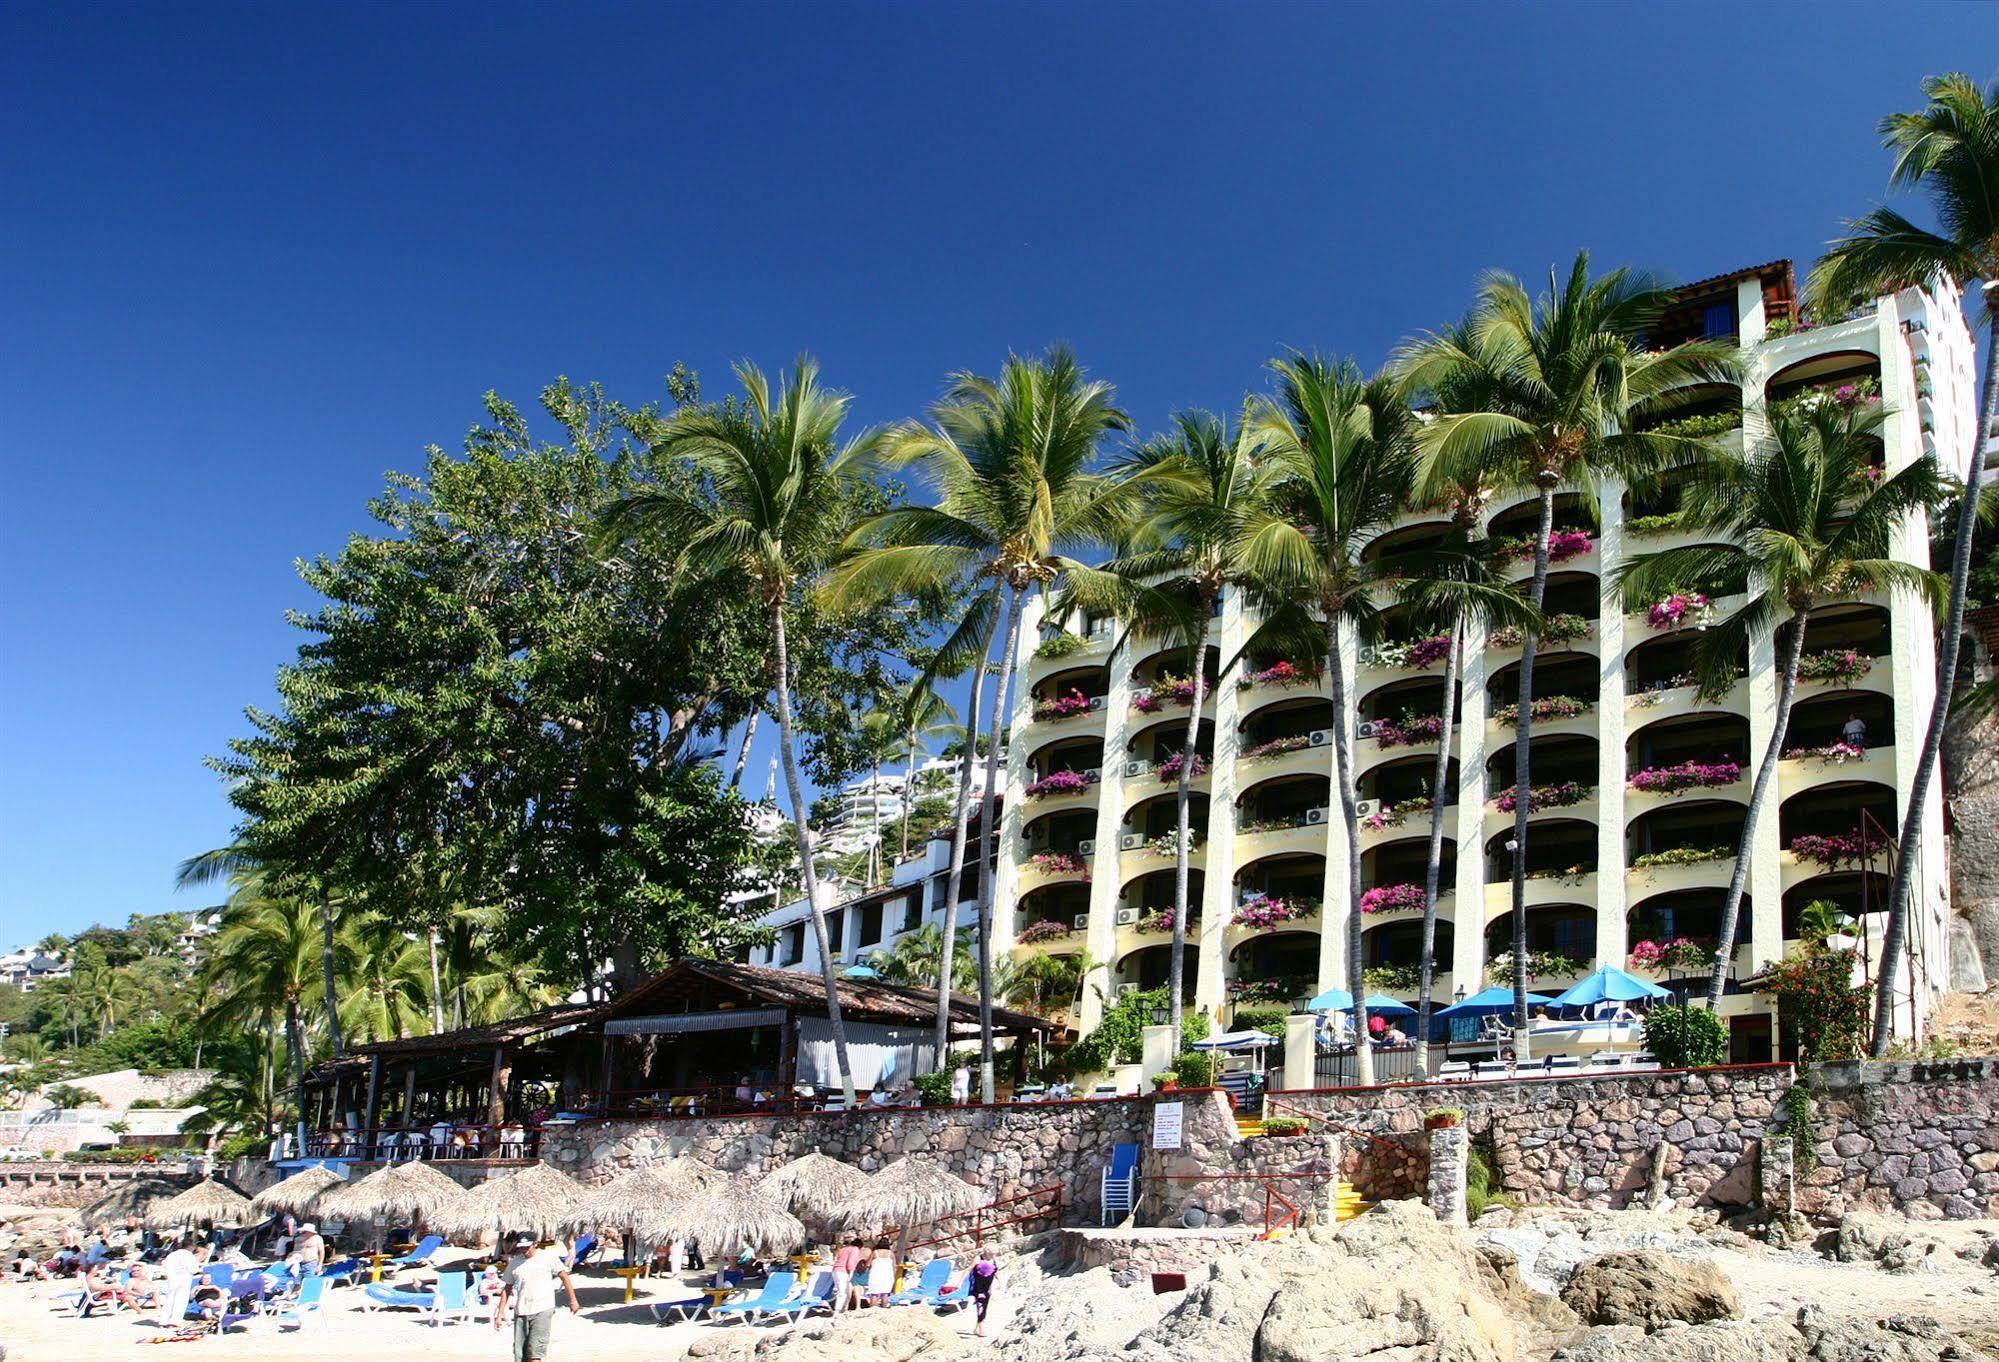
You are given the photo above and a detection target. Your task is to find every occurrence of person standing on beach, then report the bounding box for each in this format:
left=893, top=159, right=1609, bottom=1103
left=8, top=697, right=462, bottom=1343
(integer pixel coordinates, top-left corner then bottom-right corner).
left=502, top=1237, right=578, bottom=1362
left=967, top=1250, right=998, bottom=1336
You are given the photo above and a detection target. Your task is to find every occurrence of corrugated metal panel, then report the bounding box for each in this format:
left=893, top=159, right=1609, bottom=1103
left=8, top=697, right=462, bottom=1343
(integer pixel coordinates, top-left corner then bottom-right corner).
left=603, top=1007, right=788, bottom=1036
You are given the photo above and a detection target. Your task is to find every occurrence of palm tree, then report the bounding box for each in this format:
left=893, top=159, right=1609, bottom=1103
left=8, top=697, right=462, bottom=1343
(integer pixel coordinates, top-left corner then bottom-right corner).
left=339, top=916, right=432, bottom=1043
left=1620, top=401, right=1943, bottom=1005
left=1101, top=409, right=1285, bottom=1036
left=833, top=347, right=1136, bottom=1099
left=1396, top=256, right=1739, bottom=1057
left=1001, top=947, right=1098, bottom=1018
left=201, top=894, right=335, bottom=1151
left=35, top=975, right=84, bottom=1048
left=1240, top=357, right=1421, bottom=1086
left=864, top=922, right=976, bottom=988
left=605, top=357, right=873, bottom=1103
left=897, top=686, right=959, bottom=860
left=1806, top=73, right=1999, bottom=1054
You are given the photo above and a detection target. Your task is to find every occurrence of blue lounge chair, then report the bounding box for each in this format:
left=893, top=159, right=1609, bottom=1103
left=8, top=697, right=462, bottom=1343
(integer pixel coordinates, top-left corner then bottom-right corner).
left=362, top=1281, right=436, bottom=1312
left=649, top=1294, right=710, bottom=1323
left=427, top=1272, right=477, bottom=1326
left=567, top=1233, right=597, bottom=1270
left=266, top=1275, right=328, bottom=1330
left=765, top=1272, right=836, bottom=1323
left=889, top=1259, right=959, bottom=1308
left=1101, top=1142, right=1140, bottom=1225
left=382, top=1234, right=444, bottom=1270
left=708, top=1271, right=796, bottom=1324
left=319, top=1256, right=363, bottom=1286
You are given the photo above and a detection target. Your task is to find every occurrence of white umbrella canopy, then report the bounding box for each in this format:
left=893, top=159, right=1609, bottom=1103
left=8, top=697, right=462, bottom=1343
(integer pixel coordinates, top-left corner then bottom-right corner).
left=316, top=1159, right=469, bottom=1231
left=251, top=1165, right=346, bottom=1217
left=653, top=1176, right=805, bottom=1258
left=143, top=1178, right=254, bottom=1231
left=829, top=1158, right=984, bottom=1239
left=437, top=1162, right=587, bottom=1243
left=80, top=1178, right=179, bottom=1230
left=561, top=1157, right=717, bottom=1244
left=756, top=1151, right=869, bottom=1224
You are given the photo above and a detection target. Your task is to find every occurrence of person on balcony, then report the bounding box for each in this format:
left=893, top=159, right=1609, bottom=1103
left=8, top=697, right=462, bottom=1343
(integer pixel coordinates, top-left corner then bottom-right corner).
left=1843, top=712, right=1868, bottom=748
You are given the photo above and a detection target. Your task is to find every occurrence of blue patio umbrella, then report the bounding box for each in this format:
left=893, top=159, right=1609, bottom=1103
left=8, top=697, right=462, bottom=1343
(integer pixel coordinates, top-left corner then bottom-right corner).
left=1304, top=988, right=1354, bottom=1013
left=1551, top=966, right=1671, bottom=1008
left=1361, top=994, right=1418, bottom=1017
left=1435, top=986, right=1558, bottom=1017
left=840, top=964, right=881, bottom=980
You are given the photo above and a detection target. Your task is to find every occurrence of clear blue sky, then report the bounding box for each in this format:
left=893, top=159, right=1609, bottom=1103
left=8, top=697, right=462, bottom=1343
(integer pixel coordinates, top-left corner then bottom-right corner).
left=1, top=2, right=1990, bottom=945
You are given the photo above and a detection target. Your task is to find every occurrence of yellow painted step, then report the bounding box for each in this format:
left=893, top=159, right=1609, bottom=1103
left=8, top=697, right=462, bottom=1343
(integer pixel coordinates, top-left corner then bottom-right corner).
left=1234, top=1117, right=1265, bottom=1138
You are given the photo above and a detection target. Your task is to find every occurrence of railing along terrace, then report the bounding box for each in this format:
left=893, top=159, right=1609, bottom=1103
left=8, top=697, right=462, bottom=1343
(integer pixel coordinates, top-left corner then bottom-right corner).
left=901, top=1182, right=1066, bottom=1255
left=303, top=1123, right=541, bottom=1162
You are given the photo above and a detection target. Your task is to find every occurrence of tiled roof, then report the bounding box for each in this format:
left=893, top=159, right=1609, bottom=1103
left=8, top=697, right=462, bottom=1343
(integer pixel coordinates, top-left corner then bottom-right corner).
left=1671, top=259, right=1793, bottom=297
left=605, top=957, right=1054, bottom=1034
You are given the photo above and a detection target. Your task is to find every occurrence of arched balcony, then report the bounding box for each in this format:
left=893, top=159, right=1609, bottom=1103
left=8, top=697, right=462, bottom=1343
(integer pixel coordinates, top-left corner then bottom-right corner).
left=1484, top=817, right=1594, bottom=881
left=1226, top=931, right=1320, bottom=1010
left=1127, top=717, right=1215, bottom=769
left=1238, top=772, right=1331, bottom=829
left=1130, top=642, right=1220, bottom=692
left=1359, top=675, right=1451, bottom=724
left=1630, top=381, right=1744, bottom=436
left=1022, top=808, right=1098, bottom=857
left=1241, top=695, right=1335, bottom=748
left=1488, top=492, right=1591, bottom=542
left=1362, top=519, right=1451, bottom=565
left=1628, top=711, right=1753, bottom=771
left=1028, top=735, right=1104, bottom=783
left=1016, top=884, right=1092, bottom=939
left=1116, top=943, right=1197, bottom=1000
left=1486, top=734, right=1598, bottom=795
left=1483, top=905, right=1596, bottom=976
left=1627, top=888, right=1742, bottom=947
left=1234, top=852, right=1326, bottom=906
left=1126, top=789, right=1210, bottom=841
left=1628, top=799, right=1746, bottom=869
left=1778, top=781, right=1897, bottom=861
left=1800, top=602, right=1890, bottom=659
left=1781, top=872, right=1890, bottom=941
left=1626, top=631, right=1750, bottom=697
left=1764, top=350, right=1881, bottom=409
left=1782, top=691, right=1893, bottom=757
left=1358, top=753, right=1458, bottom=808
left=1363, top=918, right=1455, bottom=986
left=1363, top=837, right=1458, bottom=894
left=1488, top=652, right=1600, bottom=709
left=1121, top=867, right=1205, bottom=917
left=1030, top=663, right=1111, bottom=718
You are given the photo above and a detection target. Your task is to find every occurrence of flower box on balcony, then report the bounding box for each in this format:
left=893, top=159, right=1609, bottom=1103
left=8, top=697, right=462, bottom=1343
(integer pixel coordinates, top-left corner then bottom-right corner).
left=1490, top=695, right=1592, bottom=725
left=1232, top=892, right=1316, bottom=929
left=1028, top=852, right=1089, bottom=878
left=1361, top=795, right=1431, bottom=832
left=1781, top=740, right=1867, bottom=765
left=1024, top=770, right=1098, bottom=800
left=1629, top=760, right=1742, bottom=796
left=1797, top=649, right=1873, bottom=685
left=1016, top=919, right=1077, bottom=945
left=1372, top=712, right=1446, bottom=748
left=1237, top=660, right=1313, bottom=690
left=1488, top=613, right=1593, bottom=649
left=1033, top=689, right=1098, bottom=722
left=1493, top=782, right=1592, bottom=814
left=1155, top=753, right=1210, bottom=783
left=1358, top=882, right=1427, bottom=915
left=1242, top=734, right=1311, bottom=762
left=1645, top=592, right=1713, bottom=631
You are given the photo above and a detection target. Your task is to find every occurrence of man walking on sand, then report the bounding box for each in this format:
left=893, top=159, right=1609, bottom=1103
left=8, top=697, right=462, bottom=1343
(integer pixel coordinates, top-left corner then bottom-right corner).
left=502, top=1236, right=578, bottom=1362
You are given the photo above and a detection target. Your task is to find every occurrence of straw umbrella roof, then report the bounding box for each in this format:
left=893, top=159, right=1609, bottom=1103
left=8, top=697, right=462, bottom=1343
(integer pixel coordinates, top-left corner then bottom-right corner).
left=830, top=1158, right=984, bottom=1237
left=143, top=1178, right=254, bottom=1231
left=316, top=1159, right=469, bottom=1228
left=563, top=1157, right=717, bottom=1242
left=654, top=1176, right=805, bottom=1257
left=437, top=1163, right=587, bottom=1243
left=251, top=1165, right=346, bottom=1217
left=80, top=1178, right=180, bottom=1229
left=756, top=1151, right=868, bottom=1223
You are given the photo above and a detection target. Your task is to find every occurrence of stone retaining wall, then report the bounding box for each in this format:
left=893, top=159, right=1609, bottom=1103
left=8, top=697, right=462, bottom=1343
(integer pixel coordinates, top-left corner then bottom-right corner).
left=1800, top=1058, right=1999, bottom=1220
left=0, top=1165, right=197, bottom=1208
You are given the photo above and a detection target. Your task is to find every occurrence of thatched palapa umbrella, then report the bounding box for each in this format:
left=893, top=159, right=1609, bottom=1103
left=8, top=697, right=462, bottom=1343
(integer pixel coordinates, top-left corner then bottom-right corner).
left=756, top=1151, right=868, bottom=1224
left=561, top=1157, right=715, bottom=1245
left=80, top=1178, right=179, bottom=1230
left=655, top=1176, right=804, bottom=1258
left=316, top=1159, right=468, bottom=1236
left=438, top=1162, right=586, bottom=1243
left=143, top=1178, right=254, bottom=1232
left=251, top=1165, right=346, bottom=1218
left=830, top=1159, right=984, bottom=1245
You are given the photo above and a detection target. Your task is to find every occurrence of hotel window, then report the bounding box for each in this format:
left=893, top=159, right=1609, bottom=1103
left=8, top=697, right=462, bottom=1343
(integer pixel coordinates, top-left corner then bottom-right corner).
left=1703, top=299, right=1737, bottom=339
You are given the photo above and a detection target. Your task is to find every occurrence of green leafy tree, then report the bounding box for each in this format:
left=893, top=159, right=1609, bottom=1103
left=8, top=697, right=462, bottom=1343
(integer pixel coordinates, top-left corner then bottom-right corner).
left=864, top=923, right=975, bottom=988
left=896, top=684, right=959, bottom=861
left=43, top=1083, right=97, bottom=1110
left=1397, top=256, right=1739, bottom=1058
left=1620, top=401, right=1942, bottom=1006
left=1806, top=74, right=1999, bottom=1054
left=199, top=889, right=338, bottom=1149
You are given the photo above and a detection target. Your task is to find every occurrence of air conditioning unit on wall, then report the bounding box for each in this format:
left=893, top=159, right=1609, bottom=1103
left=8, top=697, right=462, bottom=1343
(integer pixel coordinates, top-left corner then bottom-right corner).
left=1358, top=719, right=1383, bottom=740
left=1123, top=760, right=1150, bottom=778
left=1114, top=907, right=1140, bottom=927
left=1306, top=806, right=1330, bottom=825
left=1355, top=799, right=1380, bottom=819
left=1119, top=833, right=1144, bottom=851
left=1077, top=839, right=1096, bottom=856
left=1309, top=729, right=1333, bottom=747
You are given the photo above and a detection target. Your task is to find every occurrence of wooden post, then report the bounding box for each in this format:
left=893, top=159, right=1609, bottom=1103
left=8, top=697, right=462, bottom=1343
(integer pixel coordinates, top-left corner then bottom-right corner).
left=600, top=1035, right=616, bottom=1114
left=362, top=1054, right=383, bottom=1156
left=400, top=1065, right=418, bottom=1138
left=488, top=1045, right=511, bottom=1133
left=777, top=1015, right=797, bottom=1096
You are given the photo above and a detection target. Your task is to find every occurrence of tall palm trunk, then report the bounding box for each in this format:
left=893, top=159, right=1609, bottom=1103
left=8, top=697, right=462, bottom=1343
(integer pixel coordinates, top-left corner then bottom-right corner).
left=1168, top=625, right=1211, bottom=1037
left=900, top=729, right=920, bottom=859
left=771, top=597, right=857, bottom=1103
left=869, top=759, right=885, bottom=887
left=1872, top=296, right=1998, bottom=1053
left=1507, top=486, right=1558, bottom=1062
left=1325, top=613, right=1373, bottom=1084
left=1707, top=611, right=1813, bottom=1005
left=426, top=928, right=445, bottom=1032
left=973, top=583, right=1026, bottom=1102
left=284, top=998, right=308, bottom=1154
left=932, top=642, right=990, bottom=1061
left=730, top=710, right=760, bottom=789
left=1415, top=622, right=1463, bottom=1072
left=317, top=888, right=344, bottom=1058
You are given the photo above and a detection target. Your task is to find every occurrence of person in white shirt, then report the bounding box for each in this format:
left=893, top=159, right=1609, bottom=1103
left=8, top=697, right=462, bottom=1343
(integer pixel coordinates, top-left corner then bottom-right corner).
left=949, top=1063, right=970, bottom=1105
left=157, top=1241, right=208, bottom=1327
left=502, top=1238, right=577, bottom=1362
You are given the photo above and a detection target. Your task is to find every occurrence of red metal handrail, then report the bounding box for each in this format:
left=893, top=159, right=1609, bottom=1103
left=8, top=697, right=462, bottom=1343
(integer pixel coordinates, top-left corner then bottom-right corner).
left=901, top=1181, right=1065, bottom=1255
left=1262, top=1183, right=1299, bottom=1240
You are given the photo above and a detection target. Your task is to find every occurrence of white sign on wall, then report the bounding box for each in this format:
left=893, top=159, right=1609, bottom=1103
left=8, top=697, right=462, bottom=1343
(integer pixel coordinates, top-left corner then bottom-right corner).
left=1151, top=1100, right=1184, bottom=1150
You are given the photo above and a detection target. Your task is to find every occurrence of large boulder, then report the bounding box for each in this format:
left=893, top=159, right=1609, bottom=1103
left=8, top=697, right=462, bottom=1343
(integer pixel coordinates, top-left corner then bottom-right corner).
left=1560, top=1249, right=1740, bottom=1329
left=1833, top=1213, right=1948, bottom=1274
left=1552, top=1307, right=1986, bottom=1362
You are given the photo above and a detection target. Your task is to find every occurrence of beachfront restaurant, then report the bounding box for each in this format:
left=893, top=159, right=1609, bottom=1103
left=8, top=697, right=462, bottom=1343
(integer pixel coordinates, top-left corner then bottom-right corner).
left=298, top=958, right=1056, bottom=1162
